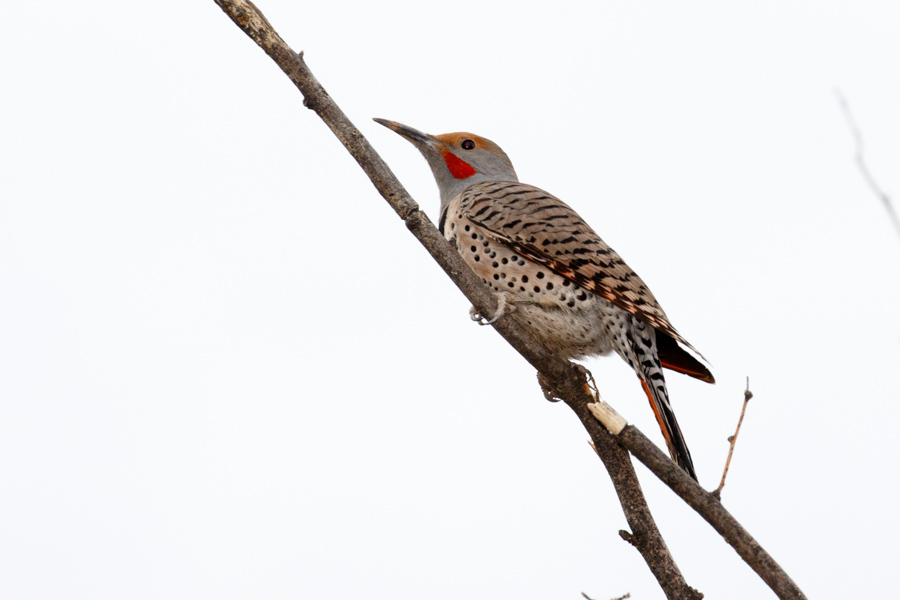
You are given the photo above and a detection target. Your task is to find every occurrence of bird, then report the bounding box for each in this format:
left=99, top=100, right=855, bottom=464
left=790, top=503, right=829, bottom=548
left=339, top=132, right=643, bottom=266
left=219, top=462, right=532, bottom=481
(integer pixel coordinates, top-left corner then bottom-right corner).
left=374, top=118, right=714, bottom=481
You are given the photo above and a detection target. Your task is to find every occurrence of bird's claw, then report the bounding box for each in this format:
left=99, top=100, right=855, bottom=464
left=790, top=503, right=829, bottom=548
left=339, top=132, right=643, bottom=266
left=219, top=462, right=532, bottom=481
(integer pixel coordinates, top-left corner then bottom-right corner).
left=469, top=292, right=515, bottom=326
left=537, top=365, right=599, bottom=403
left=537, top=372, right=562, bottom=402
left=578, top=364, right=601, bottom=402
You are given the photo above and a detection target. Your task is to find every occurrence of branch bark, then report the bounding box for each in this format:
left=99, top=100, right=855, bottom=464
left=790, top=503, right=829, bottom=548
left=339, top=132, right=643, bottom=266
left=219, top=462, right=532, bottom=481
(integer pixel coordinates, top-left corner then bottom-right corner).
left=212, top=2, right=806, bottom=599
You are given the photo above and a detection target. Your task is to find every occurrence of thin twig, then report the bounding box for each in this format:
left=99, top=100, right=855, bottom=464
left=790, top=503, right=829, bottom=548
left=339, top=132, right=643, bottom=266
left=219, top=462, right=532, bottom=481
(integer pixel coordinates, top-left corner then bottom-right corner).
left=712, top=377, right=753, bottom=499
left=212, top=3, right=805, bottom=599
left=835, top=89, right=900, bottom=242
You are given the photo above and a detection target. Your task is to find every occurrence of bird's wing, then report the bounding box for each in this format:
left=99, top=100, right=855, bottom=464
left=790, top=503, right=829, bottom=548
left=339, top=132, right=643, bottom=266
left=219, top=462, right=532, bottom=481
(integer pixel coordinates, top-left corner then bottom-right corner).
left=457, top=180, right=712, bottom=376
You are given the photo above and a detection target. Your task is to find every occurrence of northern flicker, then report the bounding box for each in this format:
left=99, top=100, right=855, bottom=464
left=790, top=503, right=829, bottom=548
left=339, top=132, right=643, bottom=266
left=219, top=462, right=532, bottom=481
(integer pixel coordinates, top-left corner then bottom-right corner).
left=375, top=119, right=714, bottom=481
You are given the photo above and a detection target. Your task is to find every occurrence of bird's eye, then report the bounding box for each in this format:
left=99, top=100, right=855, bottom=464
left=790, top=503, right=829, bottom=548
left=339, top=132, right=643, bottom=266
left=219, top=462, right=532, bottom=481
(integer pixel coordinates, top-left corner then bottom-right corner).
left=461, top=139, right=476, bottom=150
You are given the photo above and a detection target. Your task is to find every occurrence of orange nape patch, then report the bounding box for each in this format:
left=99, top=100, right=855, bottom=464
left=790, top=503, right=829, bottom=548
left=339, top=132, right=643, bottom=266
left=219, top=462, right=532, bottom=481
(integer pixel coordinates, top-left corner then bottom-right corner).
left=441, top=150, right=477, bottom=179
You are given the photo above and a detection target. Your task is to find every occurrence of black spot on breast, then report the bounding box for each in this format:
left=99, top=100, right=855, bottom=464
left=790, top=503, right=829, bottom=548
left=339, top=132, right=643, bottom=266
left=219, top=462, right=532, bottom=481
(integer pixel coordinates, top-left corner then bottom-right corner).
left=546, top=282, right=554, bottom=290
left=521, top=275, right=529, bottom=283
left=537, top=272, right=545, bottom=279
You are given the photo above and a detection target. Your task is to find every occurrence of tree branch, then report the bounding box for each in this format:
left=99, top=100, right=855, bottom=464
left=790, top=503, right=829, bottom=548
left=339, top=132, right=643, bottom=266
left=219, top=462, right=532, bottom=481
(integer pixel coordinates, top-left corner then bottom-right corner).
left=212, top=2, right=805, bottom=599
left=835, top=89, right=900, bottom=243
left=590, top=402, right=806, bottom=599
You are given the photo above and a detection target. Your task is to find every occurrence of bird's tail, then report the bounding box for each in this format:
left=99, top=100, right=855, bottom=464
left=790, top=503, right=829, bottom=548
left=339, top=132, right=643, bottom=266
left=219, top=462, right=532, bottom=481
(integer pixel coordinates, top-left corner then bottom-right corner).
left=640, top=377, right=698, bottom=481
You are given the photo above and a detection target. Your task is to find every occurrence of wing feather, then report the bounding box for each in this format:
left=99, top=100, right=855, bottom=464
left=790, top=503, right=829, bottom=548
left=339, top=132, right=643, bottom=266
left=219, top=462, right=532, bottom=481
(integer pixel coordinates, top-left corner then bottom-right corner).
left=458, top=181, right=710, bottom=366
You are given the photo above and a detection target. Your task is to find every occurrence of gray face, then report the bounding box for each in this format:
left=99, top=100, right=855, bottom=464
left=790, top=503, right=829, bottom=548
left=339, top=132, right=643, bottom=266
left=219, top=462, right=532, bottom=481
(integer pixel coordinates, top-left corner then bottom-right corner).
left=374, top=119, right=518, bottom=209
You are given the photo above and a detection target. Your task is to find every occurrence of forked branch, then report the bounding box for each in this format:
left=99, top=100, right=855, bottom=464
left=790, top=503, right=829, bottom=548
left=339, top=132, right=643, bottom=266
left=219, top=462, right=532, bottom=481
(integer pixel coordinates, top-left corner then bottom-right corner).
left=212, top=2, right=805, bottom=598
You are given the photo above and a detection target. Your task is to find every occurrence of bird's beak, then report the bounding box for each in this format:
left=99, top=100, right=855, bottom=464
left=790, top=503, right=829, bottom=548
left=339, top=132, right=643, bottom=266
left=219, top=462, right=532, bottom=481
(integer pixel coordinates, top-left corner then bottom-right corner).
left=373, top=118, right=436, bottom=148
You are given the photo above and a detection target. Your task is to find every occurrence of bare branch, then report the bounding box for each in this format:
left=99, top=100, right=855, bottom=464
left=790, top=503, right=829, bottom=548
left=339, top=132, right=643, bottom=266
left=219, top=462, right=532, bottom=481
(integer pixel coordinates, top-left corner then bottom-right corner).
left=712, top=377, right=753, bottom=499
left=590, top=402, right=805, bottom=599
left=212, top=2, right=806, bottom=599
left=835, top=89, right=900, bottom=242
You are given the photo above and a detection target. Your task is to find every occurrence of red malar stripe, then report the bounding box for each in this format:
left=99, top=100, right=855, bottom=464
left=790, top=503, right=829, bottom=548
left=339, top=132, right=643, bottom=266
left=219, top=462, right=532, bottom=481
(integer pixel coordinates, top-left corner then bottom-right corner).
left=441, top=151, right=476, bottom=179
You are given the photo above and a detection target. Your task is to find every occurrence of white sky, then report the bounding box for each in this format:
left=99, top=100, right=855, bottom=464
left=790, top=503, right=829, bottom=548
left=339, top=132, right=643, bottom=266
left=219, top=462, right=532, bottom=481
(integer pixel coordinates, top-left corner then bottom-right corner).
left=2, top=1, right=899, bottom=598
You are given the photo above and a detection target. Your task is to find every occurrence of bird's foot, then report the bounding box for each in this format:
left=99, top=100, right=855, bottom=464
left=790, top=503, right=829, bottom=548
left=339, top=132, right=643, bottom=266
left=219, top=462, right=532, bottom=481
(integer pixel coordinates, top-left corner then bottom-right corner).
left=537, top=372, right=562, bottom=402
left=578, top=364, right=600, bottom=402
left=537, top=364, right=599, bottom=403
left=469, top=292, right=516, bottom=326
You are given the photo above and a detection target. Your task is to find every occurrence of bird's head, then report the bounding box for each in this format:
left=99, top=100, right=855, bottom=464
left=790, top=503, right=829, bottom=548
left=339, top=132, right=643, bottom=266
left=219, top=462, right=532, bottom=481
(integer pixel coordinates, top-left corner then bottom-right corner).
left=374, top=119, right=518, bottom=208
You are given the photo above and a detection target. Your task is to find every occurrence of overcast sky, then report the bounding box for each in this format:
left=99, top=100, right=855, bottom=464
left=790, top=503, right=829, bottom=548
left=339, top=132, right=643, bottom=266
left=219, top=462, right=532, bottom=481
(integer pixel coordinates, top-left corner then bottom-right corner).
left=2, top=1, right=899, bottom=598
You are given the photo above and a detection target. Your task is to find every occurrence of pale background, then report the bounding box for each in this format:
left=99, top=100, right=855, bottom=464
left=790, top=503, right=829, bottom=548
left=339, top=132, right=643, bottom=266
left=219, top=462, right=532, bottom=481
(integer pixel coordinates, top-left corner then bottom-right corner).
left=2, top=1, right=899, bottom=598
